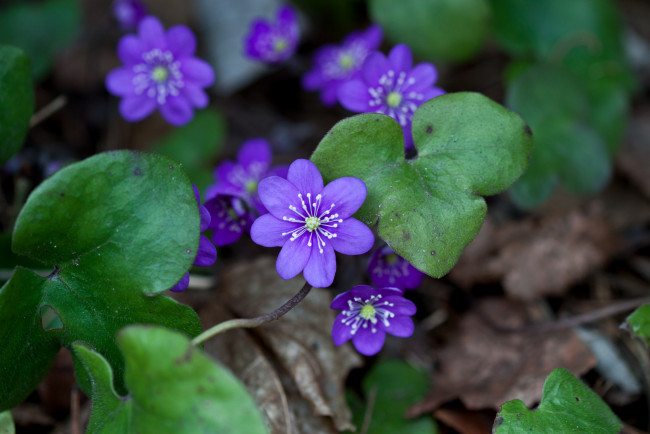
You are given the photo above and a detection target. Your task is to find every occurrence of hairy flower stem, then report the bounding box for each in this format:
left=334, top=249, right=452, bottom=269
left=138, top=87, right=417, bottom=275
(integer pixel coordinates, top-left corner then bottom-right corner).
left=191, top=282, right=313, bottom=346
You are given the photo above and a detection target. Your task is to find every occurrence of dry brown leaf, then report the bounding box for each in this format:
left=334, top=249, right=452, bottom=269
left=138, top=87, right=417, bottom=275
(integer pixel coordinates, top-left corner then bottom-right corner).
left=408, top=298, right=596, bottom=416
left=433, top=407, right=493, bottom=434
left=618, top=108, right=650, bottom=200
left=208, top=256, right=362, bottom=432
left=450, top=206, right=621, bottom=299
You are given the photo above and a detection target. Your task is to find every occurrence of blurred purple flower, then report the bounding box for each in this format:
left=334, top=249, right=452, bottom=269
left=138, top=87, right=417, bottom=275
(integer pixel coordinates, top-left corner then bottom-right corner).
left=368, top=245, right=424, bottom=290
left=302, top=24, right=382, bottom=107
left=112, top=0, right=147, bottom=30
left=338, top=44, right=445, bottom=150
left=331, top=285, right=416, bottom=356
left=206, top=138, right=288, bottom=215
left=250, top=159, right=374, bottom=288
left=170, top=185, right=217, bottom=292
left=204, top=195, right=255, bottom=246
left=244, top=5, right=299, bottom=64
left=106, top=16, right=214, bottom=126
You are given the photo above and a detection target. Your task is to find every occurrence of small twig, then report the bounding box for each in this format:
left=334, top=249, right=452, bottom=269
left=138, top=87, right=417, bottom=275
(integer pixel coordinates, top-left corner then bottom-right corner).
left=360, top=386, right=378, bottom=434
left=191, top=282, right=312, bottom=346
left=29, top=95, right=68, bottom=128
left=478, top=296, right=650, bottom=334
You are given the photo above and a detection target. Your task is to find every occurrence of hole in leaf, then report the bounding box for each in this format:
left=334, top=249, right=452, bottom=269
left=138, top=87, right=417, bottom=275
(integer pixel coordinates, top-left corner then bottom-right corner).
left=40, top=305, right=64, bottom=331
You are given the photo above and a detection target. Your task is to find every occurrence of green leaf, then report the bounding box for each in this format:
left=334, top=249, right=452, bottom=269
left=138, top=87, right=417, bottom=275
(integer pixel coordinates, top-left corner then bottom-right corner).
left=494, top=368, right=621, bottom=433
left=625, top=304, right=650, bottom=345
left=0, top=0, right=81, bottom=81
left=0, top=410, right=14, bottom=434
left=152, top=108, right=226, bottom=193
left=506, top=65, right=612, bottom=208
left=0, top=45, right=34, bottom=164
left=1, top=151, right=203, bottom=410
left=72, top=326, right=267, bottom=434
left=311, top=92, right=532, bottom=277
left=347, top=360, right=436, bottom=434
left=369, top=0, right=490, bottom=62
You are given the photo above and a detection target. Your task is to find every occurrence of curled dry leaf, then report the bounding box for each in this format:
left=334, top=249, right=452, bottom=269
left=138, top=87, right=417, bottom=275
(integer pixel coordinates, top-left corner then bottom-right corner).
left=199, top=256, right=362, bottom=433
left=449, top=205, right=621, bottom=300
left=408, top=298, right=596, bottom=416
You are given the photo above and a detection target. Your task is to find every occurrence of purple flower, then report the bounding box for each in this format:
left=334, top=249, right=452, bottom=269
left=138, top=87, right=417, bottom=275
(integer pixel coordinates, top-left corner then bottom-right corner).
left=206, top=138, right=288, bottom=215
left=302, top=24, right=382, bottom=107
left=244, top=5, right=299, bottom=64
left=204, top=195, right=255, bottom=246
left=338, top=44, right=445, bottom=150
left=331, top=285, right=416, bottom=356
left=250, top=159, right=374, bottom=288
left=106, top=16, right=215, bottom=126
left=112, top=0, right=147, bottom=30
left=170, top=185, right=217, bottom=292
left=368, top=245, right=425, bottom=290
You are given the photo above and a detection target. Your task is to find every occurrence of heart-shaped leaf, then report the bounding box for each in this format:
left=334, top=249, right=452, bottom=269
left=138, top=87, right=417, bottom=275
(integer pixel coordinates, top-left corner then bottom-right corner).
left=494, top=368, right=621, bottom=433
left=0, top=151, right=203, bottom=410
left=0, top=45, right=33, bottom=164
left=624, top=304, right=650, bottom=345
left=0, top=410, right=14, bottom=434
left=73, top=326, right=267, bottom=434
left=311, top=92, right=532, bottom=277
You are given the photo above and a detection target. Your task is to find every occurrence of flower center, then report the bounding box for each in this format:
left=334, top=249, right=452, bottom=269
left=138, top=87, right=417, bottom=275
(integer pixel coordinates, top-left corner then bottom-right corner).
left=245, top=179, right=258, bottom=194
left=385, top=253, right=400, bottom=265
left=274, top=38, right=288, bottom=52
left=342, top=294, right=396, bottom=335
left=339, top=54, right=354, bottom=70
left=151, top=65, right=168, bottom=82
left=359, top=304, right=376, bottom=320
left=305, top=216, right=320, bottom=231
left=386, top=91, right=402, bottom=107
left=132, top=48, right=184, bottom=105
left=281, top=192, right=343, bottom=254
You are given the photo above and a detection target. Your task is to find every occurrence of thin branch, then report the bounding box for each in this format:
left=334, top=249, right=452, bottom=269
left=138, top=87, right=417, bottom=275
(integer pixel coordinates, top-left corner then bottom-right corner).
left=191, top=282, right=312, bottom=346
left=30, top=95, right=68, bottom=128
left=478, top=296, right=650, bottom=334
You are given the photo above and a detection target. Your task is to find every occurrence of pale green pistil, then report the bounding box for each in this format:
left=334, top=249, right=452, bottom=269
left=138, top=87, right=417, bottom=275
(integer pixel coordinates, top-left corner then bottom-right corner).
left=274, top=38, right=288, bottom=52
left=245, top=180, right=258, bottom=194
left=305, top=216, right=320, bottom=231
left=339, top=54, right=354, bottom=70
left=386, top=91, right=402, bottom=107
left=359, top=304, right=376, bottom=320
left=385, top=254, right=398, bottom=265
left=151, top=66, right=169, bottom=82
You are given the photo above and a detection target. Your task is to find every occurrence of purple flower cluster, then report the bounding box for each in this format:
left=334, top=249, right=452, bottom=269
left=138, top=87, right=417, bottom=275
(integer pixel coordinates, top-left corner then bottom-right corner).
left=339, top=44, right=445, bottom=150
left=170, top=186, right=217, bottom=292
left=112, top=0, right=147, bottom=30
left=244, top=5, right=299, bottom=64
left=331, top=285, right=416, bottom=356
left=368, top=245, right=425, bottom=290
left=204, top=195, right=254, bottom=247
left=251, top=159, right=374, bottom=288
left=106, top=16, right=214, bottom=126
left=302, top=25, right=382, bottom=107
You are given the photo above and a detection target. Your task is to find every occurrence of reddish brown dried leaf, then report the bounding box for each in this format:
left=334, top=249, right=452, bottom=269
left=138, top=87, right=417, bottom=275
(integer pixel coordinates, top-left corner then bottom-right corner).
left=409, top=298, right=596, bottom=415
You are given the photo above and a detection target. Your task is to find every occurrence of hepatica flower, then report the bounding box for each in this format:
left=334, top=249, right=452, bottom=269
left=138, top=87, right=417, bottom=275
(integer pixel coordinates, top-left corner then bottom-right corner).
left=368, top=245, right=425, bottom=290
left=331, top=285, right=416, bottom=356
left=170, top=186, right=217, bottom=292
left=204, top=195, right=255, bottom=246
left=206, top=138, right=288, bottom=215
left=338, top=44, right=445, bottom=150
left=251, top=159, right=374, bottom=288
left=244, top=5, right=299, bottom=64
left=106, top=16, right=215, bottom=126
left=112, top=0, right=147, bottom=30
left=302, top=24, right=382, bottom=107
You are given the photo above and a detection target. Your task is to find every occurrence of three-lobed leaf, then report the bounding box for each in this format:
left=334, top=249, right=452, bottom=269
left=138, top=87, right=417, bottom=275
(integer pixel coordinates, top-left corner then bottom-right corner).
left=0, top=151, right=203, bottom=410
left=0, top=45, right=34, bottom=165
left=73, top=326, right=267, bottom=434
left=494, top=368, right=621, bottom=433
left=311, top=92, right=532, bottom=277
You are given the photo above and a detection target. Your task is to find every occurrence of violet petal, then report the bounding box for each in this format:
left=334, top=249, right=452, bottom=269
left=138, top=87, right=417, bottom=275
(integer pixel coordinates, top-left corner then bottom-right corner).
left=352, top=328, right=386, bottom=356
left=286, top=159, right=323, bottom=195
left=138, top=16, right=166, bottom=50
left=106, top=67, right=135, bottom=96
left=194, top=234, right=217, bottom=267
left=117, top=34, right=145, bottom=64
left=119, top=95, right=157, bottom=121
left=257, top=176, right=301, bottom=220
left=303, top=242, right=336, bottom=288
left=180, top=58, right=215, bottom=87
left=238, top=138, right=272, bottom=173
left=381, top=315, right=414, bottom=337
left=166, top=25, right=196, bottom=58
left=250, top=214, right=299, bottom=247
left=329, top=218, right=374, bottom=255
left=331, top=313, right=354, bottom=346
left=388, top=44, right=413, bottom=73
left=338, top=80, right=371, bottom=112
left=169, top=272, right=190, bottom=292
left=159, top=95, right=193, bottom=126
left=320, top=177, right=367, bottom=219
left=276, top=235, right=311, bottom=280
